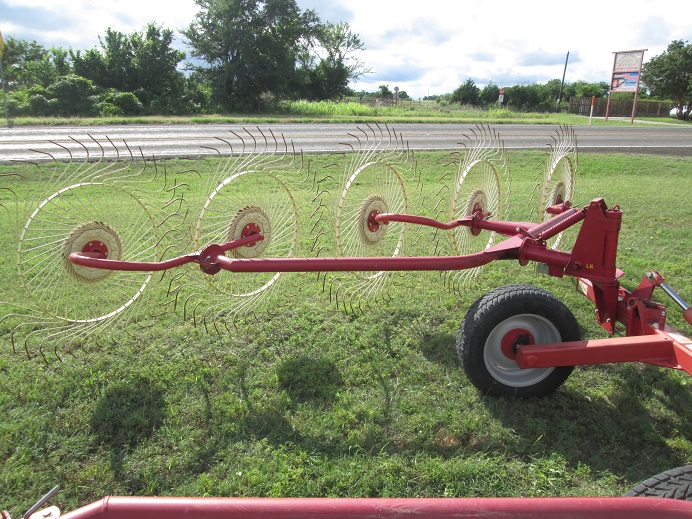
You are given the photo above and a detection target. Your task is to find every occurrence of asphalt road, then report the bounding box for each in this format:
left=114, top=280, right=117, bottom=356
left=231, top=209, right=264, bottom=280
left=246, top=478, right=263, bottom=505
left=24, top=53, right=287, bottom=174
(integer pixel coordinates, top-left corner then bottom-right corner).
left=1, top=122, right=691, bottom=163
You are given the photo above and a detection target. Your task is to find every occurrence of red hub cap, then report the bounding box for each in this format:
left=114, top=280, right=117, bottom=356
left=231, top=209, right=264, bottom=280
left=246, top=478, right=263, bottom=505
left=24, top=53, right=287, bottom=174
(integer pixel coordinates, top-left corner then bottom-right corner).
left=500, top=328, right=535, bottom=359
left=241, top=223, right=262, bottom=246
left=367, top=210, right=381, bottom=232
left=81, top=241, right=109, bottom=259
left=471, top=202, right=484, bottom=236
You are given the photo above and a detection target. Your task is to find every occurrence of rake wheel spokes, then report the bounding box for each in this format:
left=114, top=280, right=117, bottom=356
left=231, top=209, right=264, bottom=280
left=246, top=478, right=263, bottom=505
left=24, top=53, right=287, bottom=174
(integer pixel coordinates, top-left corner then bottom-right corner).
left=446, top=125, right=508, bottom=290
left=450, top=159, right=502, bottom=255
left=336, top=162, right=407, bottom=265
left=539, top=125, right=577, bottom=249
left=17, top=182, right=157, bottom=323
left=194, top=170, right=298, bottom=299
left=324, top=125, right=415, bottom=310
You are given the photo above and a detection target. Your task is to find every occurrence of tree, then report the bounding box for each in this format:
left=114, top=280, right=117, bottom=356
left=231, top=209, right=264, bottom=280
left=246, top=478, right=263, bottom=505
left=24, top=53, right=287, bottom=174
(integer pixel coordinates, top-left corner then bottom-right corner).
left=71, top=24, right=186, bottom=113
left=641, top=39, right=692, bottom=120
left=300, top=22, right=371, bottom=100
left=1, top=37, right=71, bottom=90
left=377, top=84, right=393, bottom=98
left=572, top=80, right=609, bottom=98
left=183, top=0, right=320, bottom=111
left=71, top=48, right=108, bottom=84
left=46, top=74, right=97, bottom=116
left=130, top=24, right=187, bottom=113
left=479, top=82, right=500, bottom=106
left=450, top=79, right=479, bottom=105
left=503, top=84, right=541, bottom=112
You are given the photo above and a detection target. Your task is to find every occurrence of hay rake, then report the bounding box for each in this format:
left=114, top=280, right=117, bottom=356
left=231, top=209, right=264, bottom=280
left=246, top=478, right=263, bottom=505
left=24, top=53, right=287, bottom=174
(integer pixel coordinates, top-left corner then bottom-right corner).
left=0, top=136, right=189, bottom=359
left=1, top=125, right=691, bottom=399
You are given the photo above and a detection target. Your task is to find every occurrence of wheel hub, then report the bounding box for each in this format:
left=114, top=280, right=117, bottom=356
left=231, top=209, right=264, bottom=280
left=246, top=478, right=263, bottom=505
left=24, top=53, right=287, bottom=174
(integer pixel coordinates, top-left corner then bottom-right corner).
left=62, top=221, right=123, bottom=283
left=500, top=328, right=535, bottom=359
left=359, top=195, right=388, bottom=243
left=227, top=206, right=271, bottom=258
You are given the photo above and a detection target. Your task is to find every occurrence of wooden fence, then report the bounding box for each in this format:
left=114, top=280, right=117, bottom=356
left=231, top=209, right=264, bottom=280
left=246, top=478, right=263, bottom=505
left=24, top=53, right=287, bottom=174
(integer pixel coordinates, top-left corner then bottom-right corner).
left=568, top=96, right=674, bottom=117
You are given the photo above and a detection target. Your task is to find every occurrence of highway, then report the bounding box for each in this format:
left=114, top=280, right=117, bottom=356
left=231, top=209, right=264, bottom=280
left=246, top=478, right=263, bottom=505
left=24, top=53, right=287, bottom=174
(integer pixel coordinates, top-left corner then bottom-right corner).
left=1, top=122, right=691, bottom=163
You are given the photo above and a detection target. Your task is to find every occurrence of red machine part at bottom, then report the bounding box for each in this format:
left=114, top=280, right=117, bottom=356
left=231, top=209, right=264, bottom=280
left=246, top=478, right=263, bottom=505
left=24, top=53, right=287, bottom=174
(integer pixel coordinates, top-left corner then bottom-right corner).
left=55, top=496, right=692, bottom=519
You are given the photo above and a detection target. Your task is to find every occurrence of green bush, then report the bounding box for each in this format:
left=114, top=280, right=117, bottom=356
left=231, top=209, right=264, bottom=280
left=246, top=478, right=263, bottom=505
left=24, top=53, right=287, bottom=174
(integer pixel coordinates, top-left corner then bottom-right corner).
left=112, top=91, right=144, bottom=115
left=28, top=94, right=51, bottom=116
left=46, top=74, right=97, bottom=116
left=95, top=102, right=124, bottom=117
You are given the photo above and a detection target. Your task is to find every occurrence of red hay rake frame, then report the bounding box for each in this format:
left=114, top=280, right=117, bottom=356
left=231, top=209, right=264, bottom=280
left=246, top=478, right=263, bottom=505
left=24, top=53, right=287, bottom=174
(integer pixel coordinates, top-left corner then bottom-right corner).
left=68, top=197, right=692, bottom=378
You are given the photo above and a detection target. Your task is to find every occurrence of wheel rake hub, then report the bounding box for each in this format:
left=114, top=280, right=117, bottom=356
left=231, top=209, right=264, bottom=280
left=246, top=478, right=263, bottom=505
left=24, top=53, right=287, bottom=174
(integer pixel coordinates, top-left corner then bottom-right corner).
left=62, top=221, right=123, bottom=283
left=359, top=195, right=389, bottom=244
left=226, top=205, right=271, bottom=258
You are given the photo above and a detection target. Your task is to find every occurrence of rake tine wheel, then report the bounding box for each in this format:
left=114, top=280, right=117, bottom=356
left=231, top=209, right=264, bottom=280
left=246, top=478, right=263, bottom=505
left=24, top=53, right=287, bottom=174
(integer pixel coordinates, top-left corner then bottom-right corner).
left=326, top=124, right=417, bottom=311
left=445, top=125, right=510, bottom=291
left=183, top=128, right=302, bottom=328
left=1, top=137, right=185, bottom=359
left=537, top=124, right=578, bottom=249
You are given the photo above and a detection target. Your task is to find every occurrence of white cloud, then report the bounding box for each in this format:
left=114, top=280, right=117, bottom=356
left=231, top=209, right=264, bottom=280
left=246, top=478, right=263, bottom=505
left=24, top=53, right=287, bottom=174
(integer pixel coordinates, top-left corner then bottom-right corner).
left=2, top=0, right=690, bottom=99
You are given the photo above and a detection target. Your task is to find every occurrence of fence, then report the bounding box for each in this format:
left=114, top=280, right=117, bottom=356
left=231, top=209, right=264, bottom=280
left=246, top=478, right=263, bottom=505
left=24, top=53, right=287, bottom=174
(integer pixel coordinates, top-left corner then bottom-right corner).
left=568, top=96, right=674, bottom=117
left=343, top=97, right=437, bottom=109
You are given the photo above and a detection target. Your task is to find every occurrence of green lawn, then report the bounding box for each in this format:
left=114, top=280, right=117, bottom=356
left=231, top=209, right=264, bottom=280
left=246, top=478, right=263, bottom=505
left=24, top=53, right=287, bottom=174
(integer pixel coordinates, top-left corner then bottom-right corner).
left=1, top=137, right=691, bottom=516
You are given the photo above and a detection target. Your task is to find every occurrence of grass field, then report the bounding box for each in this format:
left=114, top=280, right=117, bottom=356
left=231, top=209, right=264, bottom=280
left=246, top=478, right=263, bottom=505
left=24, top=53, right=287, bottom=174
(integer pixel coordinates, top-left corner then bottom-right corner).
left=2, top=101, right=690, bottom=127
left=1, top=137, right=691, bottom=516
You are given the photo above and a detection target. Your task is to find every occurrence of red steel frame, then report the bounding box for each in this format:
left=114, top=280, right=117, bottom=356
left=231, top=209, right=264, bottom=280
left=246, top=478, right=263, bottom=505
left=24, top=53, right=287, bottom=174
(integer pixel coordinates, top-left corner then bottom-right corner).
left=69, top=197, right=692, bottom=375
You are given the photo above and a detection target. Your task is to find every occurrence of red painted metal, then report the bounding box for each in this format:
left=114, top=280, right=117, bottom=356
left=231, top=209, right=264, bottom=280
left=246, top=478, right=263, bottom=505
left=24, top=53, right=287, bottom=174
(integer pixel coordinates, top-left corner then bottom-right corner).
left=516, top=334, right=678, bottom=369
left=214, top=250, right=507, bottom=273
left=69, top=251, right=199, bottom=272
left=241, top=223, right=262, bottom=241
left=58, top=496, right=692, bottom=519
left=81, top=241, right=109, bottom=259
left=501, top=328, right=534, bottom=360
left=375, top=212, right=471, bottom=230
left=66, top=196, right=692, bottom=377
left=367, top=210, right=381, bottom=232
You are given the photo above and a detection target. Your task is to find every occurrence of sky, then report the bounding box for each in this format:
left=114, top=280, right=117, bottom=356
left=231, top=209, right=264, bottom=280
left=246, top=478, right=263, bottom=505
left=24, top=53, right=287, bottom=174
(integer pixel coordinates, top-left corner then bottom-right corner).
left=1, top=0, right=690, bottom=99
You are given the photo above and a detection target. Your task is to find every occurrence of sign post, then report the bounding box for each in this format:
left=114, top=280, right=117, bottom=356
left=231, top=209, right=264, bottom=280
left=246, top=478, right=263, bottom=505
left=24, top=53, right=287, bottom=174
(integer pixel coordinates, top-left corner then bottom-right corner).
left=605, top=49, right=646, bottom=123
left=588, top=96, right=595, bottom=125
left=498, top=89, right=504, bottom=108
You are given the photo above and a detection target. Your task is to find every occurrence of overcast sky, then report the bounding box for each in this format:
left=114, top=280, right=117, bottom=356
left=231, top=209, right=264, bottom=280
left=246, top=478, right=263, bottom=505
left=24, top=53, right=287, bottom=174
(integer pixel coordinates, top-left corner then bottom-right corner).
left=2, top=0, right=690, bottom=99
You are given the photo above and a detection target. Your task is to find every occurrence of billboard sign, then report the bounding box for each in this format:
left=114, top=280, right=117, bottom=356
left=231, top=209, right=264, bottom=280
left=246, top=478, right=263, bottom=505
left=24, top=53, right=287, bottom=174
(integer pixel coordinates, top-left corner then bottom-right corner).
left=610, top=50, right=645, bottom=93
left=605, top=49, right=646, bottom=122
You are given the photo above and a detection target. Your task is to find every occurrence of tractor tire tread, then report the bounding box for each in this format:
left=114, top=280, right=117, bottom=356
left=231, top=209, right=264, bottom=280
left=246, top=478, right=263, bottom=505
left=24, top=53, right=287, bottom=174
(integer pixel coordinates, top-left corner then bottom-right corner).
left=625, top=465, right=692, bottom=500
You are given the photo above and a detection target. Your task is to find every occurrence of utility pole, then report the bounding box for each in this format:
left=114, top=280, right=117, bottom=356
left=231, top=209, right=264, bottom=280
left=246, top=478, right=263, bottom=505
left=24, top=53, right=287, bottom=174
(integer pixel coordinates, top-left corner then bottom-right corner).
left=0, top=31, right=7, bottom=122
left=556, top=51, right=569, bottom=113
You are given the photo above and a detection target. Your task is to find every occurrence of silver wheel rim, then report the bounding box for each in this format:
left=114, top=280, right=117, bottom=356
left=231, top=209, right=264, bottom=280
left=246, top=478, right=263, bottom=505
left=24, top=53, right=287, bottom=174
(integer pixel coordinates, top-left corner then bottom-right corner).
left=483, top=313, right=560, bottom=388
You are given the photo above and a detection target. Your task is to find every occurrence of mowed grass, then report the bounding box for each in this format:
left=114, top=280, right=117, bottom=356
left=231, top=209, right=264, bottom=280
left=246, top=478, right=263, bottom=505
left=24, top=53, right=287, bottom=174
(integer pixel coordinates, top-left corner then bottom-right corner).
left=0, top=146, right=691, bottom=516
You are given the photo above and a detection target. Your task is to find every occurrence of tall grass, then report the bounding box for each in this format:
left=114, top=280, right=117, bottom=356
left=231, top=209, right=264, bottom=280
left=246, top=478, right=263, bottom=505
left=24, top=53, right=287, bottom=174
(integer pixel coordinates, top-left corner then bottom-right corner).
left=0, top=149, right=691, bottom=516
left=1, top=101, right=659, bottom=126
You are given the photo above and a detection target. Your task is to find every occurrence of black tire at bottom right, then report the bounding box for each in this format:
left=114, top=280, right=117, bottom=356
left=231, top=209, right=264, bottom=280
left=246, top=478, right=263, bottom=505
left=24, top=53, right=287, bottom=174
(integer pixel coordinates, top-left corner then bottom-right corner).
left=625, top=466, right=692, bottom=500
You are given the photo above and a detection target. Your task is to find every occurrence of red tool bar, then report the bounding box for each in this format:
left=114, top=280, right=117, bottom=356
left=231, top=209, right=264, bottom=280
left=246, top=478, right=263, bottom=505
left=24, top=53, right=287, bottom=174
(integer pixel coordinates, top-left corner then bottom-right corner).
left=59, top=496, right=692, bottom=519
left=515, top=334, right=679, bottom=369
left=215, top=250, right=506, bottom=273
left=69, top=252, right=199, bottom=272
left=68, top=235, right=264, bottom=272
left=375, top=213, right=471, bottom=230
left=376, top=213, right=542, bottom=238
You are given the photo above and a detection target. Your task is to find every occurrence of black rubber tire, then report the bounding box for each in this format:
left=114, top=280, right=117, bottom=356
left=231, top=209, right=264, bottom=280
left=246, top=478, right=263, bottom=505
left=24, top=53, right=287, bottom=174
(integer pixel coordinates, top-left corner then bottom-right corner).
left=625, top=466, right=692, bottom=500
left=457, top=284, right=580, bottom=398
